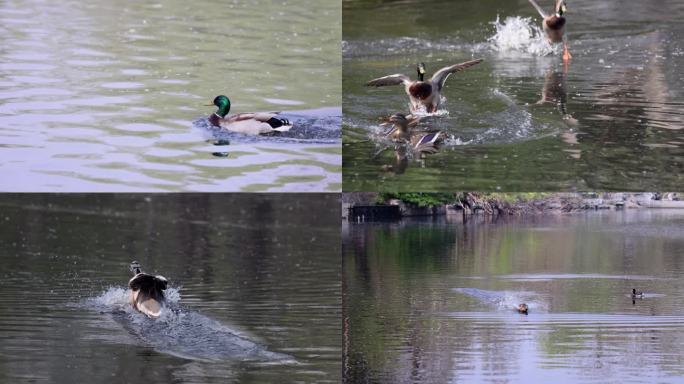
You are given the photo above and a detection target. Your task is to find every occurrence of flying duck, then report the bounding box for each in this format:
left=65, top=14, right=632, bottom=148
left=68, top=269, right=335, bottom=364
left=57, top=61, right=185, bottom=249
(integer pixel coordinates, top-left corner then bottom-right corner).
left=365, top=59, right=484, bottom=113
left=528, top=0, right=572, bottom=61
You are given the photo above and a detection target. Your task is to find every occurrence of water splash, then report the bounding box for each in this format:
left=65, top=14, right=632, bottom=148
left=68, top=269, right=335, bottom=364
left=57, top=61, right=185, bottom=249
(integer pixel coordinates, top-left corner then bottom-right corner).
left=488, top=16, right=555, bottom=56
left=453, top=287, right=546, bottom=312
left=83, top=287, right=294, bottom=363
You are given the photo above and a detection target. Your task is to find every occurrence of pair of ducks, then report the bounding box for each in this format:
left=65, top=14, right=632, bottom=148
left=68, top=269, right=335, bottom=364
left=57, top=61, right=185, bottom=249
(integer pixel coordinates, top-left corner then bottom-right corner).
left=370, top=59, right=484, bottom=153
left=516, top=289, right=646, bottom=315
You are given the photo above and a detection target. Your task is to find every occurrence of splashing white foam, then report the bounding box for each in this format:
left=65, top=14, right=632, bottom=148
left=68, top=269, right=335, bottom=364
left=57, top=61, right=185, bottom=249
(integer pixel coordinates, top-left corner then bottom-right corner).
left=87, top=286, right=182, bottom=313
left=488, top=15, right=555, bottom=56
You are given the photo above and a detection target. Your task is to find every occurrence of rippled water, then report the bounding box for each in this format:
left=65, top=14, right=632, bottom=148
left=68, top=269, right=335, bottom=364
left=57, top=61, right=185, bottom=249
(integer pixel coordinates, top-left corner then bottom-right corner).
left=343, top=0, right=684, bottom=191
left=343, top=210, right=684, bottom=383
left=0, top=0, right=341, bottom=191
left=0, top=194, right=340, bottom=383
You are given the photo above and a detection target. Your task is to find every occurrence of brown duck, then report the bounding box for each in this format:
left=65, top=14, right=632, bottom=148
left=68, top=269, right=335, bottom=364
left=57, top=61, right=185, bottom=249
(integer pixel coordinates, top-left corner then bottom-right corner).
left=382, top=113, right=443, bottom=154
left=528, top=0, right=571, bottom=61
left=366, top=59, right=484, bottom=113
left=517, top=303, right=529, bottom=314
left=128, top=261, right=168, bottom=319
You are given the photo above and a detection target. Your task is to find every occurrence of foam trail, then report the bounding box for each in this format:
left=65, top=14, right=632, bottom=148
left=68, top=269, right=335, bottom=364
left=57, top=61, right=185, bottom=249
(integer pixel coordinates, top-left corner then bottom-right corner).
left=453, top=288, right=545, bottom=312
left=83, top=287, right=294, bottom=363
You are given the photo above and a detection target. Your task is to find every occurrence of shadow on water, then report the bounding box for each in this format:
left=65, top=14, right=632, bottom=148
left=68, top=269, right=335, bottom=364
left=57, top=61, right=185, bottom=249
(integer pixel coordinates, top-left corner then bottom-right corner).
left=81, top=288, right=294, bottom=363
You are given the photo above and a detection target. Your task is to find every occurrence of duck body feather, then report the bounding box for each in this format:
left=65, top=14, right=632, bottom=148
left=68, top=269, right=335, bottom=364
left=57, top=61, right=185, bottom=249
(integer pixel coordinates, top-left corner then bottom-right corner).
left=129, top=272, right=167, bottom=319
left=209, top=112, right=292, bottom=135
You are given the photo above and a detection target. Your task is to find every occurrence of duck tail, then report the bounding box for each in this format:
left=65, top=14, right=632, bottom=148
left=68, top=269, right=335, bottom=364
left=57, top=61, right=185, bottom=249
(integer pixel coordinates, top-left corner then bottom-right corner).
left=267, top=117, right=292, bottom=131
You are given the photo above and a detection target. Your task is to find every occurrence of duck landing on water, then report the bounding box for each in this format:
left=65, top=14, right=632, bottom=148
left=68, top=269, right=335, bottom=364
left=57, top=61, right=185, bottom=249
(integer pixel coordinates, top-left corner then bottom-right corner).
left=129, top=261, right=168, bottom=319
left=517, top=303, right=529, bottom=314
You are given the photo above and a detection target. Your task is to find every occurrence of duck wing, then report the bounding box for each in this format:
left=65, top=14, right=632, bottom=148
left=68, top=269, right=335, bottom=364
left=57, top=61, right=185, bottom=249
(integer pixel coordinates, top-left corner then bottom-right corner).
left=366, top=74, right=411, bottom=87
left=528, top=0, right=549, bottom=18
left=228, top=112, right=281, bottom=123
left=129, top=273, right=167, bottom=291
left=430, top=58, right=483, bottom=91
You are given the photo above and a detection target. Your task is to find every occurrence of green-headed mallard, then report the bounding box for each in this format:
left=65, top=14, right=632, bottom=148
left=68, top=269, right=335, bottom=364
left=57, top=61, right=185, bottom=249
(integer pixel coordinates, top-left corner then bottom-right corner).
left=366, top=59, right=484, bottom=114
left=382, top=113, right=443, bottom=154
left=517, top=303, right=529, bottom=314
left=528, top=0, right=571, bottom=61
left=207, top=95, right=292, bottom=135
left=129, top=261, right=167, bottom=319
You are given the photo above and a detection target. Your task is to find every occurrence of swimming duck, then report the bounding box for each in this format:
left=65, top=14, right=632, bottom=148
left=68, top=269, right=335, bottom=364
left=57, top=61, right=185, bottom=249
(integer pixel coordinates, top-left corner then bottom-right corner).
left=382, top=113, right=443, bottom=154
left=366, top=59, right=484, bottom=114
left=528, top=0, right=571, bottom=61
left=207, top=95, right=292, bottom=135
left=631, top=288, right=644, bottom=299
left=517, top=303, right=529, bottom=314
left=129, top=261, right=167, bottom=319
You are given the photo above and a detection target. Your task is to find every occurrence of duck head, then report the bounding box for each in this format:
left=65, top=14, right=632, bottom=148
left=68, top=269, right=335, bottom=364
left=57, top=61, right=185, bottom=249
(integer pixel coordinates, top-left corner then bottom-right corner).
left=416, top=62, right=426, bottom=82
left=210, top=95, right=232, bottom=118
left=130, top=260, right=142, bottom=275
left=555, top=0, right=567, bottom=16
left=518, top=303, right=529, bottom=314
left=388, top=113, right=410, bottom=130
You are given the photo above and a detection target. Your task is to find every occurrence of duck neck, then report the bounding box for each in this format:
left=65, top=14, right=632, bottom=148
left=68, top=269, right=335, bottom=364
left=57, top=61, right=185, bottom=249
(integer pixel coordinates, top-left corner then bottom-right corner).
left=215, top=102, right=230, bottom=118
left=418, top=73, right=424, bottom=82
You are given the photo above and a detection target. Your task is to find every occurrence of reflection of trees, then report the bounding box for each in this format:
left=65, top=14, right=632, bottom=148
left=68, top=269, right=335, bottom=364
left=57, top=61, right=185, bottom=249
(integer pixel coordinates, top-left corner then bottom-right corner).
left=344, top=213, right=684, bottom=382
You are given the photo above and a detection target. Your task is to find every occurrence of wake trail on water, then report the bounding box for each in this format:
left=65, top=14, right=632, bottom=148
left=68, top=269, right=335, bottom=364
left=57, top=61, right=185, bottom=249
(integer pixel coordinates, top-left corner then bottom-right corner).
left=81, top=287, right=295, bottom=363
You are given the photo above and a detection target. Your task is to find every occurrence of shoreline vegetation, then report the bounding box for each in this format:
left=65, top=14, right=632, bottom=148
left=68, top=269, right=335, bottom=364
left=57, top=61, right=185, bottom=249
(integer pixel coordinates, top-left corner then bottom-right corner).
left=342, top=192, right=683, bottom=221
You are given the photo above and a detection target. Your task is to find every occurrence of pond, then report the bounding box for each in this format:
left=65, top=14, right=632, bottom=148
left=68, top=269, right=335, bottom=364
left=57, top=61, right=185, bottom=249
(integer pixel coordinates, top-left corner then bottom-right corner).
left=343, top=210, right=684, bottom=383
left=342, top=0, right=684, bottom=191
left=0, top=194, right=340, bottom=383
left=0, top=0, right=341, bottom=192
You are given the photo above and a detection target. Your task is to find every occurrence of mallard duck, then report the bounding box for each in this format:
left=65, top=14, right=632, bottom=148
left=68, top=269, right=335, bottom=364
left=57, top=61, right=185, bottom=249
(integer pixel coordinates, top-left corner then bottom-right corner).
left=207, top=95, right=292, bottom=135
left=382, top=113, right=443, bottom=154
left=631, top=288, right=644, bottom=299
left=366, top=59, right=484, bottom=114
left=517, top=303, right=529, bottom=314
left=528, top=0, right=571, bottom=61
left=129, top=261, right=167, bottom=319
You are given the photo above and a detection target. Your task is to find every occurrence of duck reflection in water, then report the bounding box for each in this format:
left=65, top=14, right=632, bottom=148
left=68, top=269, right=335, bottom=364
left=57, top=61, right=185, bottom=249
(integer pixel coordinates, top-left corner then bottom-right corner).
left=535, top=64, right=581, bottom=157
left=536, top=66, right=577, bottom=124
left=376, top=113, right=444, bottom=174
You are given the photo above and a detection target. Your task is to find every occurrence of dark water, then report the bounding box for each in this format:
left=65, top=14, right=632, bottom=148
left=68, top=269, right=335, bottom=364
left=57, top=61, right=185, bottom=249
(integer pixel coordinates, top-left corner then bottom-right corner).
left=343, top=210, right=684, bottom=383
left=0, top=0, right=341, bottom=192
left=0, top=194, right=340, bottom=383
left=343, top=0, right=684, bottom=191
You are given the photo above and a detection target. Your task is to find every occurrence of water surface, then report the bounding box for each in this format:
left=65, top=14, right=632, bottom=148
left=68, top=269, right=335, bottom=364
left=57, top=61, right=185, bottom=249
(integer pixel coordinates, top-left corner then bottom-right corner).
left=0, top=0, right=341, bottom=191
left=343, top=210, right=684, bottom=383
left=0, top=194, right=340, bottom=383
left=343, top=0, right=684, bottom=191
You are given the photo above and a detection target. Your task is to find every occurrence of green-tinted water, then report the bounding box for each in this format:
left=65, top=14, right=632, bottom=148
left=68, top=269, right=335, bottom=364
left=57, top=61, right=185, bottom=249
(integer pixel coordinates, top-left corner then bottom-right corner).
left=343, top=0, right=684, bottom=191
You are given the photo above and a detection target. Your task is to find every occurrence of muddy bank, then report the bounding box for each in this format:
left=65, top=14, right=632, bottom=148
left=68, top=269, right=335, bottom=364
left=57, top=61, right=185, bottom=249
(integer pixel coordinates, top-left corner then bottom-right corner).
left=343, top=192, right=683, bottom=220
